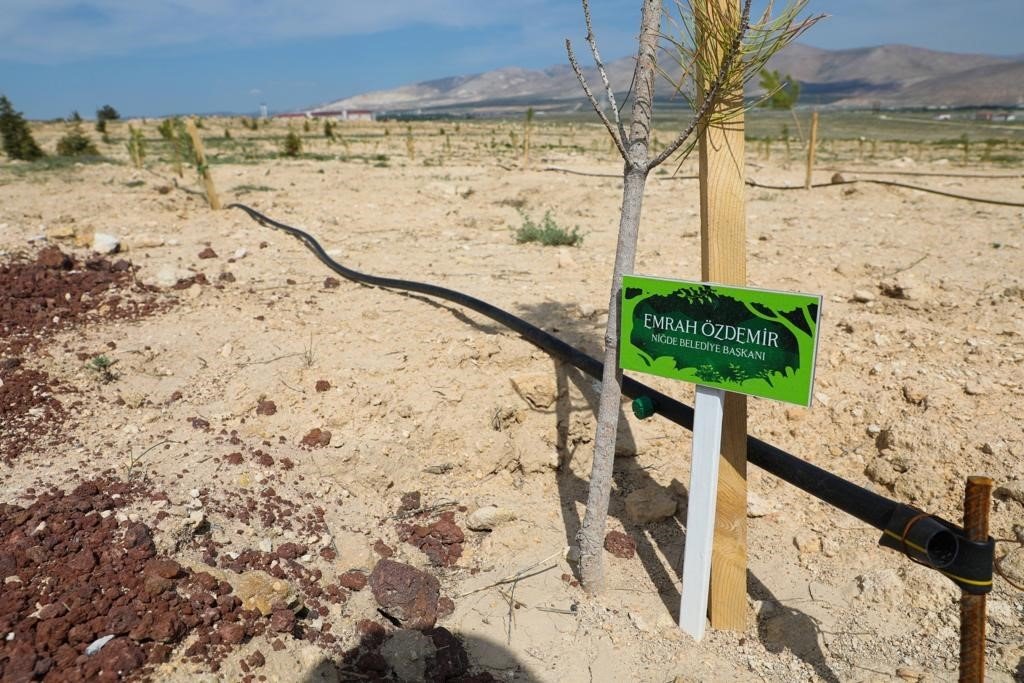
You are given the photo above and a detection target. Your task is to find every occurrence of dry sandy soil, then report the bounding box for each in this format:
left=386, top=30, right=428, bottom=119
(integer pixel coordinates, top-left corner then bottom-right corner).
left=1, top=118, right=1023, bottom=682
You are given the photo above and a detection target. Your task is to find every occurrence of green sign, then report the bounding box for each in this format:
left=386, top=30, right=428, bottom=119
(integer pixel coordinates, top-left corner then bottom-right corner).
left=620, top=275, right=822, bottom=406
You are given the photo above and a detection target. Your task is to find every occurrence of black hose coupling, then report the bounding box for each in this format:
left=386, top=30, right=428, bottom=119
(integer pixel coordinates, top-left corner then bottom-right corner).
left=878, top=504, right=994, bottom=595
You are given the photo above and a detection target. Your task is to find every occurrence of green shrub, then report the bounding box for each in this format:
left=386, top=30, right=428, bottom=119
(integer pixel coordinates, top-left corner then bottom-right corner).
left=56, top=123, right=99, bottom=156
left=281, top=129, right=302, bottom=157
left=514, top=210, right=582, bottom=247
left=0, top=95, right=45, bottom=161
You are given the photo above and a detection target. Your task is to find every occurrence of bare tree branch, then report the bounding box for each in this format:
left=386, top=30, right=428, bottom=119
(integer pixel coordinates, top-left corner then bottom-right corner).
left=581, top=0, right=628, bottom=145
left=565, top=38, right=628, bottom=161
left=648, top=0, right=753, bottom=170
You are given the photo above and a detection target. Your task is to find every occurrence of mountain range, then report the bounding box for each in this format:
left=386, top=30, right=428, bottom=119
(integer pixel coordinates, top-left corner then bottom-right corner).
left=310, top=44, right=1024, bottom=115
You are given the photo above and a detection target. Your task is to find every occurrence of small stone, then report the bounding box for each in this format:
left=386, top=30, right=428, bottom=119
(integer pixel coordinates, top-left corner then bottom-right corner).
left=895, top=666, right=924, bottom=681
left=901, top=383, right=928, bottom=406
left=198, top=247, right=218, bottom=259
left=232, top=248, right=247, bottom=260
left=852, top=289, right=876, bottom=303
left=339, top=571, right=368, bottom=591
left=256, top=399, right=277, bottom=416
left=36, top=246, right=72, bottom=269
left=964, top=380, right=990, bottom=396
left=747, top=490, right=774, bottom=518
left=92, top=233, right=121, bottom=254
left=232, top=570, right=297, bottom=616
left=465, top=505, right=516, bottom=531
left=603, top=530, right=636, bottom=559
left=85, top=634, right=115, bottom=655
left=144, top=558, right=183, bottom=579
left=315, top=380, right=331, bottom=392
left=258, top=538, right=273, bottom=553
left=624, top=485, right=677, bottom=524
left=399, top=491, right=421, bottom=512
left=509, top=373, right=563, bottom=409
left=994, top=480, right=1024, bottom=506
left=270, top=609, right=296, bottom=633
left=369, top=559, right=441, bottom=630
left=218, top=621, right=246, bottom=644
left=323, top=276, right=341, bottom=289
left=793, top=530, right=822, bottom=554
left=300, top=428, right=331, bottom=448
left=276, top=542, right=307, bottom=560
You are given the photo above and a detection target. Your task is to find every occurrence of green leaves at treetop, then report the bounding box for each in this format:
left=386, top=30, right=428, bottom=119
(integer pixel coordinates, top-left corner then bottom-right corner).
left=758, top=68, right=801, bottom=110
left=0, top=95, right=45, bottom=161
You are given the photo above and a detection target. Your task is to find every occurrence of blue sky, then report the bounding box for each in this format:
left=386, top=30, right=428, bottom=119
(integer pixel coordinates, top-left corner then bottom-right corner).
left=1, top=1, right=1021, bottom=119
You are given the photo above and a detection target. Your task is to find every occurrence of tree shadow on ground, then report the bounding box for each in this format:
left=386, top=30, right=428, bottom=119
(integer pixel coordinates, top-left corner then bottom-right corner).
left=304, top=625, right=541, bottom=682
left=748, top=572, right=841, bottom=683
left=517, top=299, right=838, bottom=683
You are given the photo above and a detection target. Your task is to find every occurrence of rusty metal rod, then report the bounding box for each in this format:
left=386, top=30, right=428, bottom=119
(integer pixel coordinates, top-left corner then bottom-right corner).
left=959, top=476, right=993, bottom=683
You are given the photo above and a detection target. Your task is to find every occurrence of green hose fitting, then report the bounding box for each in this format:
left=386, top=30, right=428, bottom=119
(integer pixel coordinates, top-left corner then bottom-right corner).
left=632, top=395, right=655, bottom=420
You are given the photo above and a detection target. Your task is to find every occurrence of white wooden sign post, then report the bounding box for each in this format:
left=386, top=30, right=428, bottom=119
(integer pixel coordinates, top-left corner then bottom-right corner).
left=679, top=385, right=726, bottom=639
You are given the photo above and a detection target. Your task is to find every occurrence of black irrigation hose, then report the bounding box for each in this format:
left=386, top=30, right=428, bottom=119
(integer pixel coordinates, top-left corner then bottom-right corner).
left=228, top=202, right=994, bottom=595
left=746, top=177, right=1024, bottom=208
left=542, top=166, right=1024, bottom=207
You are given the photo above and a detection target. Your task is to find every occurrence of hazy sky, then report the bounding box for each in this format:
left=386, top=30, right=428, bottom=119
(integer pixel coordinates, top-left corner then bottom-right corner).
left=1, top=0, right=1021, bottom=119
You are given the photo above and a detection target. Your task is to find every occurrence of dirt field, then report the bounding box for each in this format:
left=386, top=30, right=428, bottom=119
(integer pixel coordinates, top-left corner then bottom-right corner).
left=1, top=117, right=1023, bottom=682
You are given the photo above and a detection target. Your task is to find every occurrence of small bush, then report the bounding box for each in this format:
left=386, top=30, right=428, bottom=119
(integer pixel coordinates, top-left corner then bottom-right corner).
left=56, top=123, right=99, bottom=157
left=514, top=210, right=582, bottom=247
left=281, top=129, right=302, bottom=157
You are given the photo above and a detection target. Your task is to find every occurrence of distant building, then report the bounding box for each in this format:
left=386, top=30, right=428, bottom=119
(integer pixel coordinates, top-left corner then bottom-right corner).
left=274, top=109, right=376, bottom=121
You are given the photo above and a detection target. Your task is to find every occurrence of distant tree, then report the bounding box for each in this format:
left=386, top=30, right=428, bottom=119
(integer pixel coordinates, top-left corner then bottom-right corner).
left=97, top=105, right=120, bottom=122
left=96, top=104, right=119, bottom=132
left=758, top=68, right=800, bottom=109
left=0, top=95, right=45, bottom=161
left=70, top=110, right=82, bottom=122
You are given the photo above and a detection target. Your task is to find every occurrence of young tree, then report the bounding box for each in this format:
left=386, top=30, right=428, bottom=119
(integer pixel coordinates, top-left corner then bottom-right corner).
left=567, top=0, right=819, bottom=593
left=757, top=68, right=801, bottom=109
left=0, top=95, right=44, bottom=161
left=523, top=107, right=535, bottom=167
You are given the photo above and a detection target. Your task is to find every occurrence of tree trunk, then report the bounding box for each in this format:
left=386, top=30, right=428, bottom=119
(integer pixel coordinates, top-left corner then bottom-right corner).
left=576, top=0, right=662, bottom=594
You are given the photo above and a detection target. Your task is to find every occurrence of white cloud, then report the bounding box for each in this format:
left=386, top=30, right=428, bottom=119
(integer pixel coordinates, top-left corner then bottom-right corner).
left=0, top=0, right=553, bottom=62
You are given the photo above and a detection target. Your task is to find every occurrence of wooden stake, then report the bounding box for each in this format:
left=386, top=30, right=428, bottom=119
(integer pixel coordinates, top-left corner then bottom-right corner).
left=697, top=0, right=747, bottom=633
left=804, top=110, right=818, bottom=189
left=185, top=118, right=221, bottom=210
